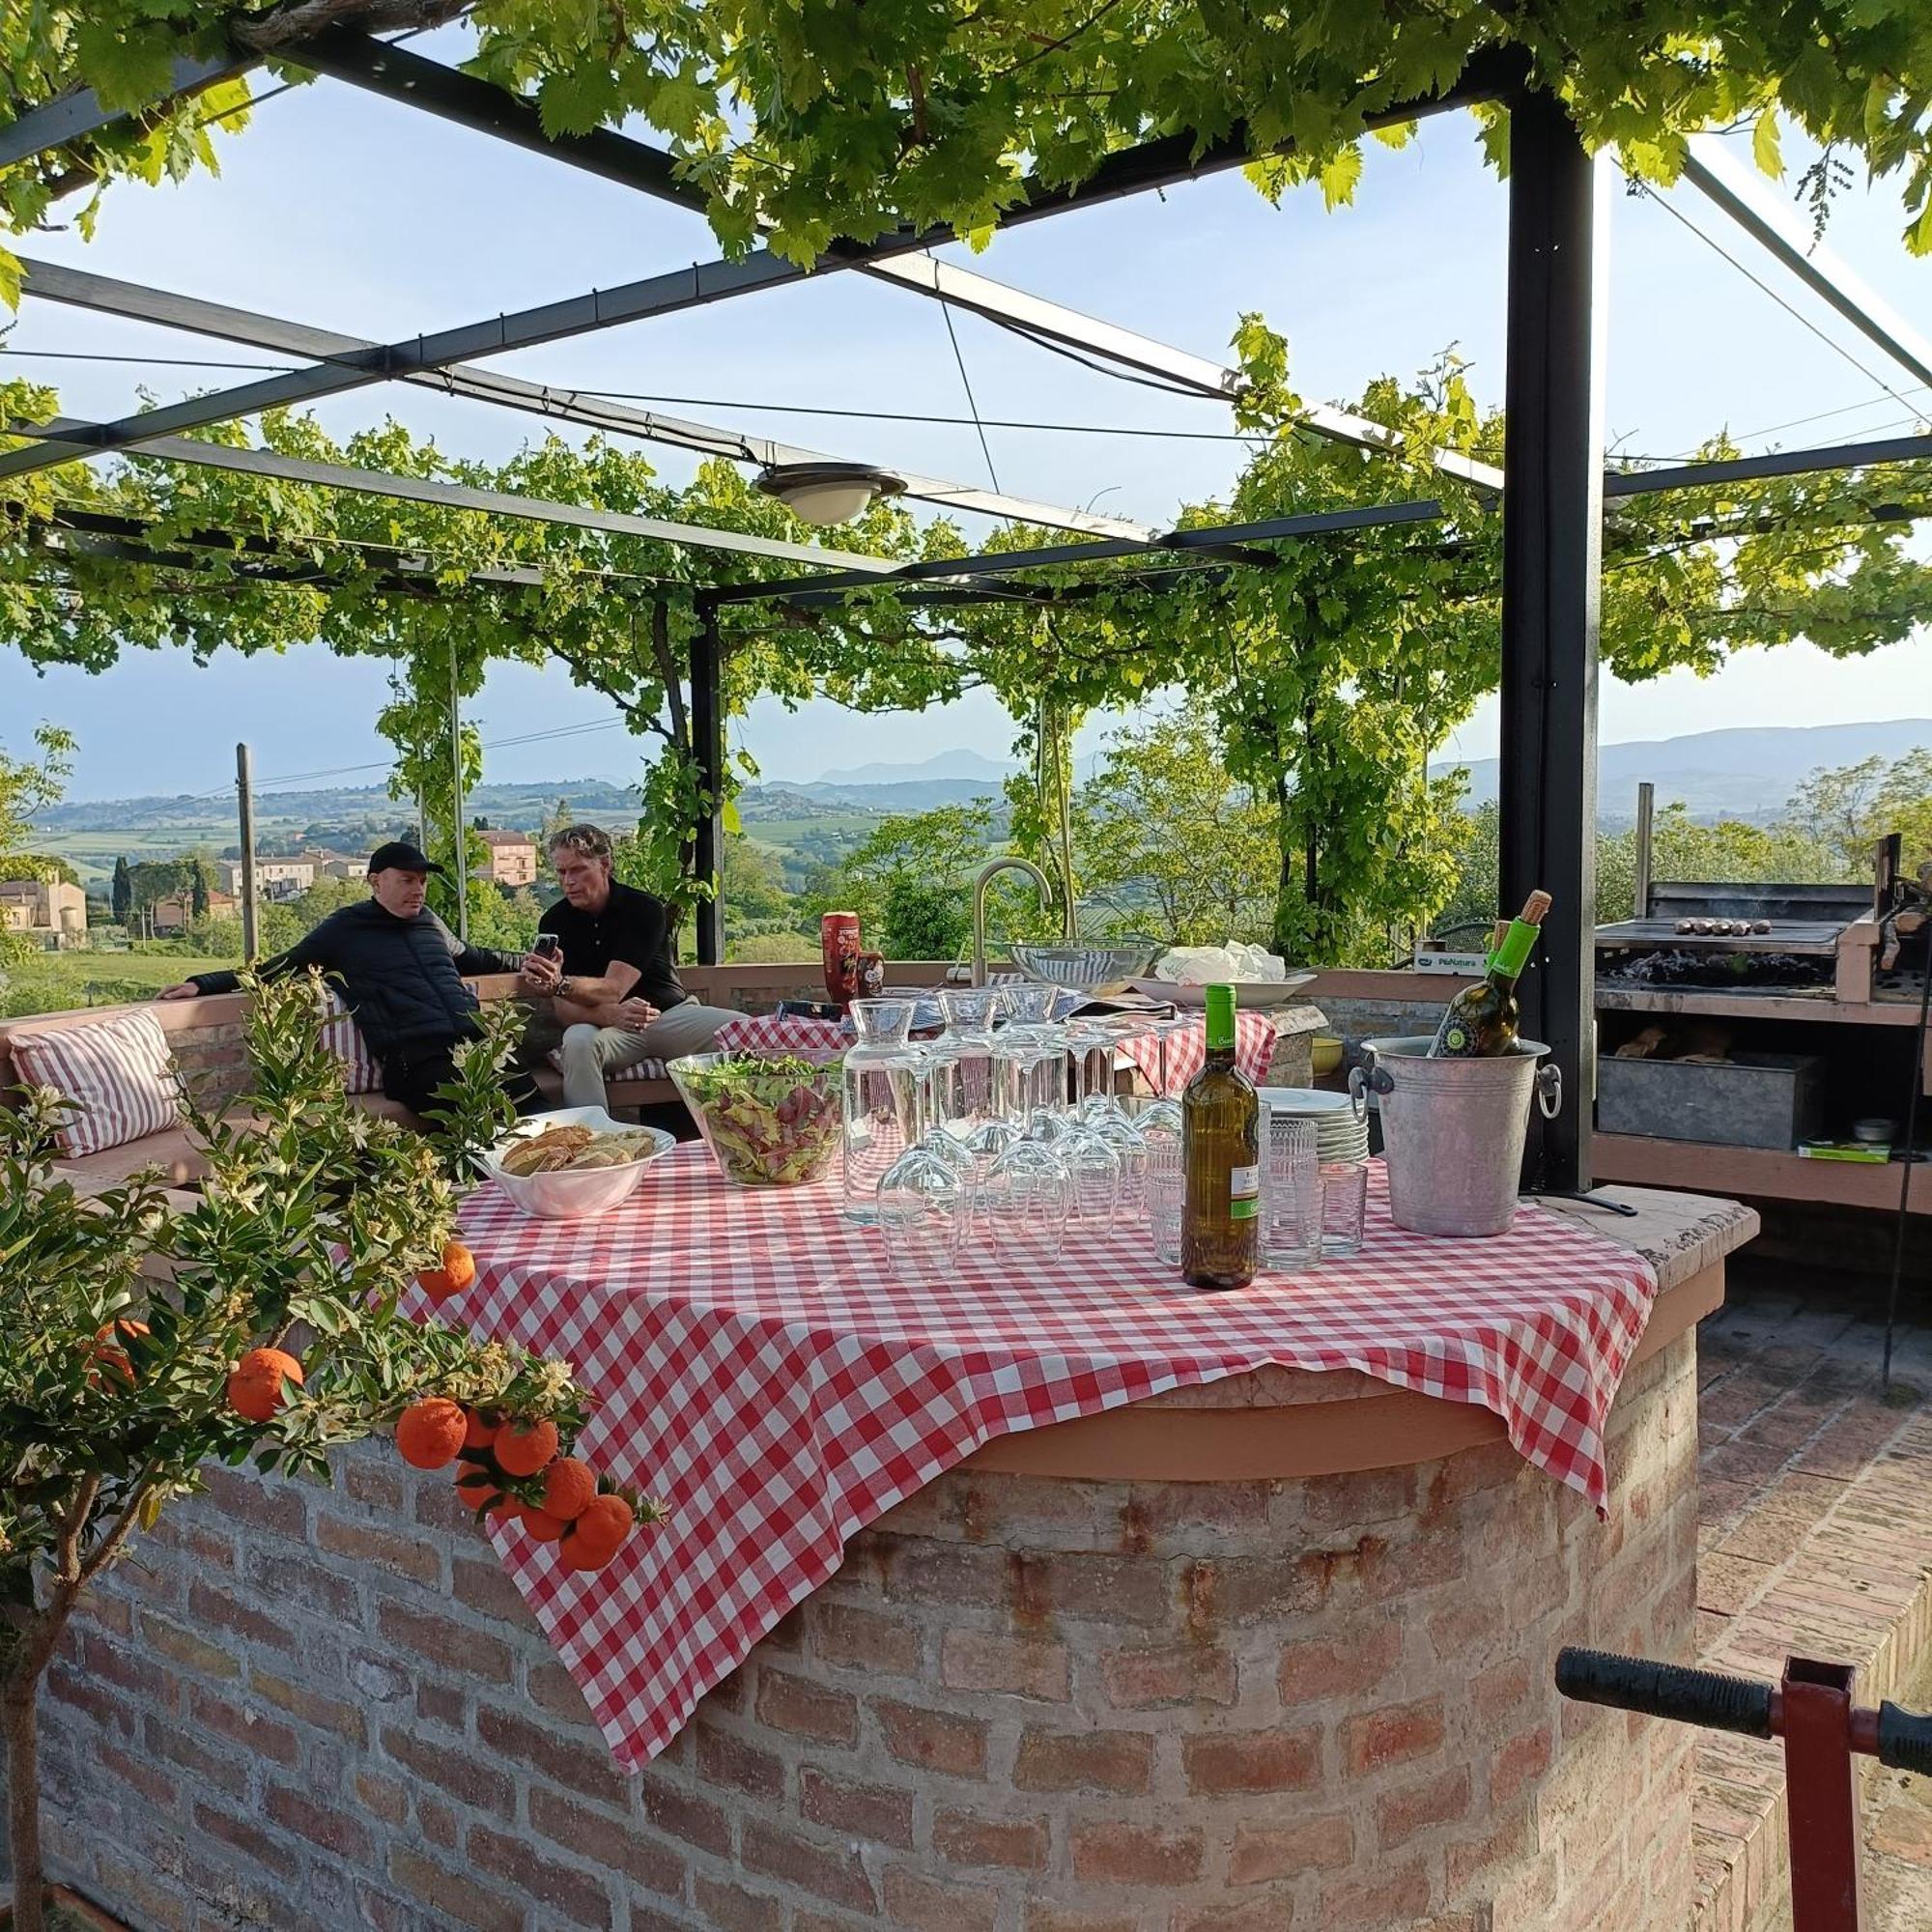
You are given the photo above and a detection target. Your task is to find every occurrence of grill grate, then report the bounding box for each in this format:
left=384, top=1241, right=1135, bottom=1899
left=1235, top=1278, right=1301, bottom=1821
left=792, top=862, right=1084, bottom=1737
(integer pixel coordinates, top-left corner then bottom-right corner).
left=1593, top=918, right=1848, bottom=957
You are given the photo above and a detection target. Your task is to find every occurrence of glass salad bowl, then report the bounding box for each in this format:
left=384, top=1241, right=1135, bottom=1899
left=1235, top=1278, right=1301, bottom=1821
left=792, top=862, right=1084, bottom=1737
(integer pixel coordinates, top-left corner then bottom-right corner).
left=668, top=1052, right=844, bottom=1188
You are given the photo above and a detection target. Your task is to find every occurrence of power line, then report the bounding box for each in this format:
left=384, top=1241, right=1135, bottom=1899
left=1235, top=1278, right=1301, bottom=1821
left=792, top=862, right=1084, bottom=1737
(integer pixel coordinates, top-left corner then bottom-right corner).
left=1634, top=177, right=1922, bottom=430
left=195, top=713, right=636, bottom=801
left=1719, top=384, right=1932, bottom=450
left=1, top=348, right=300, bottom=372
left=931, top=253, right=1005, bottom=499
left=523, top=388, right=1266, bottom=441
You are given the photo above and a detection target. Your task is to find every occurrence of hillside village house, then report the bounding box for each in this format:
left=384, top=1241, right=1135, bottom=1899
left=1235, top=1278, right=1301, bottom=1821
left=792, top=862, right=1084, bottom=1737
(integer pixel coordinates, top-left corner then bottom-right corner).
left=215, top=856, right=315, bottom=901
left=475, top=827, right=538, bottom=887
left=0, top=875, right=87, bottom=941
left=151, top=887, right=239, bottom=936
left=296, top=848, right=366, bottom=880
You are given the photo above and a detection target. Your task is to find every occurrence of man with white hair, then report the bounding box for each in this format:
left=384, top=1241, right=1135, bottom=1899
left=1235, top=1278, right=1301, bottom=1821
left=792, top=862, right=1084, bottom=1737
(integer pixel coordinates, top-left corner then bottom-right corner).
left=522, top=824, right=737, bottom=1109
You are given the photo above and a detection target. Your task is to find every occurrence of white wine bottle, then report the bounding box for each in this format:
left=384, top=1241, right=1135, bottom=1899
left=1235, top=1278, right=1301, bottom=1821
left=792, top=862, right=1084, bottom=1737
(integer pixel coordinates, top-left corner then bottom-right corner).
left=1430, top=892, right=1552, bottom=1058
left=1180, top=984, right=1261, bottom=1290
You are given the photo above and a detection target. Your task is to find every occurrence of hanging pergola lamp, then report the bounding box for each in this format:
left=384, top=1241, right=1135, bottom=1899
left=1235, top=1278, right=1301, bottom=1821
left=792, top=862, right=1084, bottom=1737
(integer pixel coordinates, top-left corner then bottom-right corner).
left=753, top=460, right=907, bottom=526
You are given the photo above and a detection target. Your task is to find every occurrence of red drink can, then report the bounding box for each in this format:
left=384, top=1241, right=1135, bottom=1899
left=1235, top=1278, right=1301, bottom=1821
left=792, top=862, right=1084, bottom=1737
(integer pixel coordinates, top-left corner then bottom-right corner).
left=820, top=912, right=863, bottom=1005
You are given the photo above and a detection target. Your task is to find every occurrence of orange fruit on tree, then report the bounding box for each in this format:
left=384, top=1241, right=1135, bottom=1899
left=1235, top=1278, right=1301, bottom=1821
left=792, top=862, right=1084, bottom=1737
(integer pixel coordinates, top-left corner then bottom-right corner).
left=417, top=1240, right=477, bottom=1303
left=226, top=1347, right=303, bottom=1425
left=85, top=1318, right=150, bottom=1387
left=395, top=1399, right=468, bottom=1471
left=462, top=1407, right=498, bottom=1453
left=518, top=1502, right=567, bottom=1543
left=559, top=1533, right=616, bottom=1572
left=540, top=1458, right=597, bottom=1523
left=494, top=1417, right=559, bottom=1479
left=453, top=1460, right=506, bottom=1514
left=565, top=1492, right=635, bottom=1566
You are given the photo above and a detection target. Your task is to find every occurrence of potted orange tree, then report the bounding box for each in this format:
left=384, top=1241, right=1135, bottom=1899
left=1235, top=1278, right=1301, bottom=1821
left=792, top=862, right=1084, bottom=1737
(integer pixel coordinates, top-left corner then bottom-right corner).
left=0, top=975, right=647, bottom=1932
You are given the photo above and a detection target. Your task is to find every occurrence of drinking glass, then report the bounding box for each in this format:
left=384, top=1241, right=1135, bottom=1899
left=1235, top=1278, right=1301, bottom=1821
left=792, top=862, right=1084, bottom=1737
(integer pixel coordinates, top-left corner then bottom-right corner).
left=1261, top=1114, right=1321, bottom=1270
left=1145, top=1139, right=1184, bottom=1265
left=963, top=1117, right=1020, bottom=1186
left=1064, top=1017, right=1117, bottom=1122
left=996, top=982, right=1062, bottom=1119
left=1055, top=1118, right=1122, bottom=1225
left=934, top=987, right=1004, bottom=1139
left=876, top=1140, right=968, bottom=1280
left=1318, top=1158, right=1370, bottom=1261
left=1137, top=1013, right=1191, bottom=1141
left=974, top=1139, right=1071, bottom=1258
left=1094, top=1107, right=1149, bottom=1214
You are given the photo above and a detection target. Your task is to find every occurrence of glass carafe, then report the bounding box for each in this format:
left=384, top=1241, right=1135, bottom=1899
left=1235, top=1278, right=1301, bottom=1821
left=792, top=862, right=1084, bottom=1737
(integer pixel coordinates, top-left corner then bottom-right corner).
left=840, top=998, right=921, bottom=1224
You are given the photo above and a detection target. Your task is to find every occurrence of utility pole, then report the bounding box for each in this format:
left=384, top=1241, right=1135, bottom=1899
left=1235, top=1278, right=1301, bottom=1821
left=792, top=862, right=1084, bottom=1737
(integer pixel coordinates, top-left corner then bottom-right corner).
left=236, top=742, right=260, bottom=962
left=448, top=646, right=469, bottom=945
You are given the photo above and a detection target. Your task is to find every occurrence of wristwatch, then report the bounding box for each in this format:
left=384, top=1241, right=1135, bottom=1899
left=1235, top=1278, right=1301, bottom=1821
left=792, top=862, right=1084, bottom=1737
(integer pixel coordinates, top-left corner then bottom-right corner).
left=555, top=975, right=574, bottom=1001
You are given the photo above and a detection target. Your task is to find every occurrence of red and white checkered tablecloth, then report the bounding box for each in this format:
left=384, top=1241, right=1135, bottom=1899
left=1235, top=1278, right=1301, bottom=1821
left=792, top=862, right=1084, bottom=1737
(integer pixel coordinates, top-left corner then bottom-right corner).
left=1121, top=1010, right=1277, bottom=1092
left=711, top=1009, right=1278, bottom=1089
left=711, top=1012, right=848, bottom=1061
left=422, top=1149, right=1657, bottom=1769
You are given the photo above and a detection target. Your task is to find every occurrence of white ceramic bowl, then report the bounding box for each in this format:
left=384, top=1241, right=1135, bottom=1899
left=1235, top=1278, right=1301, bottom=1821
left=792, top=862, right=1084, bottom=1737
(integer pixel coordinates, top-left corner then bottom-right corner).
left=481, top=1106, right=675, bottom=1220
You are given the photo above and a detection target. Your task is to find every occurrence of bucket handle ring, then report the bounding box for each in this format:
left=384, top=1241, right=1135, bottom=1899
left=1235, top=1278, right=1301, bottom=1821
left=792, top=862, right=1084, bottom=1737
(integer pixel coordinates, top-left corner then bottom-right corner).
left=1347, top=1063, right=1391, bottom=1121
left=1536, top=1063, right=1563, bottom=1120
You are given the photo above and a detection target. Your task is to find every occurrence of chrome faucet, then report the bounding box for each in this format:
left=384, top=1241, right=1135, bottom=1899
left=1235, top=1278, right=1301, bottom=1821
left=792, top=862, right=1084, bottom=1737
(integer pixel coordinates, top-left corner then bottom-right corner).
left=971, top=857, right=1056, bottom=987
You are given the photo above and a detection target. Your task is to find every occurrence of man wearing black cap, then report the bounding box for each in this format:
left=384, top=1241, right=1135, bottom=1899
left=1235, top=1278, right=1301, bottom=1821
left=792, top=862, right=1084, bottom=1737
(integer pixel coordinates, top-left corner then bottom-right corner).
left=157, top=841, right=554, bottom=1119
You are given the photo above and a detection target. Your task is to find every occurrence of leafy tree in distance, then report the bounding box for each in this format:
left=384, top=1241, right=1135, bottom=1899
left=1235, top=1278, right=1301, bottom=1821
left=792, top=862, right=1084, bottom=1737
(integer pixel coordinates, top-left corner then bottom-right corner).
left=0, top=730, right=75, bottom=964
left=878, top=879, right=971, bottom=963
left=1072, top=716, right=1281, bottom=948
left=109, top=857, right=130, bottom=926
left=1783, top=748, right=1932, bottom=877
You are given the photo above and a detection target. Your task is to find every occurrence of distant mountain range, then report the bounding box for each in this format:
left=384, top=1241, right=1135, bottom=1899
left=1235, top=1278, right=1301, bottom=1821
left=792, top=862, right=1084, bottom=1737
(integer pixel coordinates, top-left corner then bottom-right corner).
left=1439, top=720, right=1932, bottom=825
left=797, top=749, right=1018, bottom=788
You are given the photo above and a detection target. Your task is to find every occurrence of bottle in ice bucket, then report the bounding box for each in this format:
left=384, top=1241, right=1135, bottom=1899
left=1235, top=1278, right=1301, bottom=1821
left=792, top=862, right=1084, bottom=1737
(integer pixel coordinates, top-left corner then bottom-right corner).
left=1180, top=983, right=1261, bottom=1291
left=1430, top=891, right=1552, bottom=1058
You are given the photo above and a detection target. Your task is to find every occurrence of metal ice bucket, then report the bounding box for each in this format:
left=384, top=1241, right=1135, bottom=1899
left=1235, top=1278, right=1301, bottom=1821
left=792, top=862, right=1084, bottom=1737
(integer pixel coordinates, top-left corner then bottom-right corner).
left=1349, top=1037, right=1561, bottom=1237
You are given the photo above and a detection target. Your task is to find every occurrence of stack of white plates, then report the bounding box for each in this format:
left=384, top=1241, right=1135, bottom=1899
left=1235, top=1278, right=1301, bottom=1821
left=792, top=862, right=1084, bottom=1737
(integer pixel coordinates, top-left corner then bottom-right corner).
left=1259, top=1087, right=1371, bottom=1164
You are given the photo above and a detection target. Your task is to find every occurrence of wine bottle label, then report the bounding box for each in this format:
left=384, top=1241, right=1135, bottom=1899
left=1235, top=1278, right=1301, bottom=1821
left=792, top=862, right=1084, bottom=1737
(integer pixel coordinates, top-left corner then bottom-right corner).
left=1440, top=1021, right=1473, bottom=1055
left=1230, top=1164, right=1261, bottom=1220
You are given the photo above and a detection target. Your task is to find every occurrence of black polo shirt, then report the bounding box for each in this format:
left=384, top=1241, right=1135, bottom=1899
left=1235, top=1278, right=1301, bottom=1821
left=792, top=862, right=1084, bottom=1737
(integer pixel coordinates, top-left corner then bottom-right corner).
left=537, top=881, right=687, bottom=1010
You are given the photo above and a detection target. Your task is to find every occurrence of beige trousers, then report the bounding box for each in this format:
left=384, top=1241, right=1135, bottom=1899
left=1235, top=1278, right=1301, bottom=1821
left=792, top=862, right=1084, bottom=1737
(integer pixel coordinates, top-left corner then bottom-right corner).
left=525, top=1000, right=735, bottom=1108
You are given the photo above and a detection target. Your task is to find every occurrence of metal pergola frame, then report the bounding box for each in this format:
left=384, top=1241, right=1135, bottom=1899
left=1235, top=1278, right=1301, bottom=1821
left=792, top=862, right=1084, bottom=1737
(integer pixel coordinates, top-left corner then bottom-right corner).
left=8, top=24, right=1931, bottom=1189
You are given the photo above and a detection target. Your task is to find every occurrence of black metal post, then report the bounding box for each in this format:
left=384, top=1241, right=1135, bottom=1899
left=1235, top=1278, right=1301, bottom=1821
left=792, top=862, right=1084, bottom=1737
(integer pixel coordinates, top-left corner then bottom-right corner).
left=1498, top=90, right=1605, bottom=1193
left=690, top=603, right=726, bottom=967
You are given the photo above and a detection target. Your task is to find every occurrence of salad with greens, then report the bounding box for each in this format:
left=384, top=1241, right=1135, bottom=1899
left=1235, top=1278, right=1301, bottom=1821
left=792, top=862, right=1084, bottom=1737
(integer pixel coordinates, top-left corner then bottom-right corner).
left=671, top=1053, right=843, bottom=1187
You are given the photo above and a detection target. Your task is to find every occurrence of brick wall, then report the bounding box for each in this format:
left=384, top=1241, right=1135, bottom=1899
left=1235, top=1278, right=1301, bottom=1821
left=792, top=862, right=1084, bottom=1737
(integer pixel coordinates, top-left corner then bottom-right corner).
left=161, top=1022, right=259, bottom=1114
left=32, top=1337, right=1697, bottom=1932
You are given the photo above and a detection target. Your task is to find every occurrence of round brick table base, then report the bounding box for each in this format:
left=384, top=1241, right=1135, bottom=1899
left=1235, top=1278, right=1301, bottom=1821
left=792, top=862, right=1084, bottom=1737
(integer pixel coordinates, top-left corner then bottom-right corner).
left=37, top=1332, right=1696, bottom=1932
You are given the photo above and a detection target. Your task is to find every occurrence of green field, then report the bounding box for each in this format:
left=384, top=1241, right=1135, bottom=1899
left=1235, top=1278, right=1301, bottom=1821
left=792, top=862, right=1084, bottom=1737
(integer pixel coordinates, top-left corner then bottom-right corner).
left=1, top=951, right=238, bottom=1018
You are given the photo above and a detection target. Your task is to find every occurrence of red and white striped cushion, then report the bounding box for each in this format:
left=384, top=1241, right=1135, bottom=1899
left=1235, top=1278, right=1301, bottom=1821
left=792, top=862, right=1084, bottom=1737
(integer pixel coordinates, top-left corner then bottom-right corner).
left=8, top=1010, right=183, bottom=1156
left=319, top=988, right=382, bottom=1094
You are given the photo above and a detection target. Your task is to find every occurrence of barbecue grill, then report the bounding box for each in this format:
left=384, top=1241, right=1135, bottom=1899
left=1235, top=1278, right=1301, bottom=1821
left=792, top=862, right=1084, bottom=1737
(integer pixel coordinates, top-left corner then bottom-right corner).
left=1594, top=915, right=1855, bottom=957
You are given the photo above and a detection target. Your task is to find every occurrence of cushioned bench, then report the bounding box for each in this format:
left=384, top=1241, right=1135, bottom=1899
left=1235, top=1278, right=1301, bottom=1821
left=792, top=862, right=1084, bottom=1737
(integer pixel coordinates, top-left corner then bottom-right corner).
left=0, top=980, right=695, bottom=1187
left=0, top=993, right=425, bottom=1189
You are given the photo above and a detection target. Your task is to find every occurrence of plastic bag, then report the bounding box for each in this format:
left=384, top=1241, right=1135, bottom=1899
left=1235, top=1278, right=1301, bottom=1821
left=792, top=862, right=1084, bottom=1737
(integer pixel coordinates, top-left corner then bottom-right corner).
left=1153, top=943, right=1288, bottom=984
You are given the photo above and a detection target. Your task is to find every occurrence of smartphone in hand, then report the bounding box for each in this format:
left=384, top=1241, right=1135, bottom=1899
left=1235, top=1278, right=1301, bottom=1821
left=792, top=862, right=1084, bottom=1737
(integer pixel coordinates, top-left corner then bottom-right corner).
left=532, top=933, right=561, bottom=959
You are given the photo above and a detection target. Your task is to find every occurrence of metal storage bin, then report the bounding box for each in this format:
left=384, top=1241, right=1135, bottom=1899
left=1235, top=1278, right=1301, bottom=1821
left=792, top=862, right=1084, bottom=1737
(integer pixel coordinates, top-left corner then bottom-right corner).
left=1595, top=1051, right=1825, bottom=1151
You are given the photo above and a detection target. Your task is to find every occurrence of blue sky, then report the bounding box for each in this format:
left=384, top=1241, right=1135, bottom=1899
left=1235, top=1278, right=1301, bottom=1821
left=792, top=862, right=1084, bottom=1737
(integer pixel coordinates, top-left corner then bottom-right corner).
left=2, top=43, right=1928, bottom=807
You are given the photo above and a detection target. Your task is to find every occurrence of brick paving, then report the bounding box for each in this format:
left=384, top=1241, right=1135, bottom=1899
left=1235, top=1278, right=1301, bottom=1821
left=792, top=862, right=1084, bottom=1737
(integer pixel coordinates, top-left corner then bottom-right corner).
left=1690, top=1259, right=1932, bottom=1932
